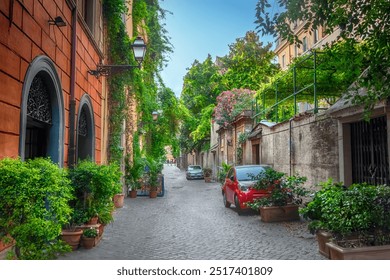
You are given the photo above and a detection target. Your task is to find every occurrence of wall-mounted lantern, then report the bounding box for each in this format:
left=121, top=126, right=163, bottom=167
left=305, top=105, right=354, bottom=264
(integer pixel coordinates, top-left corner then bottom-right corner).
left=88, top=36, right=147, bottom=78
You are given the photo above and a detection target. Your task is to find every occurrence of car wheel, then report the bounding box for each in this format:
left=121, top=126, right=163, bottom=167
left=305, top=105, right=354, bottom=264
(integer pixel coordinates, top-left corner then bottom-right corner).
left=223, top=192, right=231, bottom=208
left=234, top=195, right=243, bottom=215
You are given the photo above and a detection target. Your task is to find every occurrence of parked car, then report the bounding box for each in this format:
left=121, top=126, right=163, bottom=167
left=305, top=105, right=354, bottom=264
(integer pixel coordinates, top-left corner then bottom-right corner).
left=221, top=165, right=271, bottom=214
left=186, top=165, right=204, bottom=180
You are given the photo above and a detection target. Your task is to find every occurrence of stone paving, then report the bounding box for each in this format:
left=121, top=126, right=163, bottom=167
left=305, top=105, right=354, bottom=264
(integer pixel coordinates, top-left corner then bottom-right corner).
left=59, top=164, right=326, bottom=260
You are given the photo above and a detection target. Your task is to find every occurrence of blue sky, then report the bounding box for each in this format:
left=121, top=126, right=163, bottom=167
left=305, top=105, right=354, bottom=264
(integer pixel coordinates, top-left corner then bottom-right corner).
left=159, top=0, right=275, bottom=97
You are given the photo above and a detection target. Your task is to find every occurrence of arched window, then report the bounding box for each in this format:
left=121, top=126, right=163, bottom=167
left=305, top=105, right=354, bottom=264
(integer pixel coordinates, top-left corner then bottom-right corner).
left=19, top=56, right=64, bottom=166
left=76, top=94, right=95, bottom=162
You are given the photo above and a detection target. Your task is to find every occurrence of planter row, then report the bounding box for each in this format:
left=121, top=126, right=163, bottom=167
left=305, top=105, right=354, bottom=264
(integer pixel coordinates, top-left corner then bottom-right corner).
left=316, top=231, right=390, bottom=260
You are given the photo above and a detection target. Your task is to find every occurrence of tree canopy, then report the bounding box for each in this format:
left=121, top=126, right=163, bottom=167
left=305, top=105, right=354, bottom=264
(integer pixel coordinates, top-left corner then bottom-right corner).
left=255, top=0, right=390, bottom=113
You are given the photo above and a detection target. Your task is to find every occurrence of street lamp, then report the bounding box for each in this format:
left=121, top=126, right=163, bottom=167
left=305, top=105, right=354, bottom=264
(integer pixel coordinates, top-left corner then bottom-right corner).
left=88, top=36, right=147, bottom=78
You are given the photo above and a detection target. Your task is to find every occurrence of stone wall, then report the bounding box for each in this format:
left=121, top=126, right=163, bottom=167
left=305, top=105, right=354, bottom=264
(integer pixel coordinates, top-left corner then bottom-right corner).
left=259, top=113, right=339, bottom=189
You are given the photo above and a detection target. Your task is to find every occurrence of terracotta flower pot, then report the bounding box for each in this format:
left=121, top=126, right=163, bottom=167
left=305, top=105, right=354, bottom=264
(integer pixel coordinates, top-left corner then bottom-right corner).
left=259, top=204, right=300, bottom=223
left=113, top=193, right=125, bottom=208
left=129, top=190, right=137, bottom=198
left=81, top=236, right=95, bottom=249
left=61, top=229, right=83, bottom=251
left=149, top=190, right=158, bottom=198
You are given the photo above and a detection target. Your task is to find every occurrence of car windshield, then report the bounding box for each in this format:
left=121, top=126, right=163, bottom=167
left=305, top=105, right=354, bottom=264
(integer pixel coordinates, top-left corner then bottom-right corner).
left=236, top=166, right=268, bottom=181
left=188, top=166, right=202, bottom=171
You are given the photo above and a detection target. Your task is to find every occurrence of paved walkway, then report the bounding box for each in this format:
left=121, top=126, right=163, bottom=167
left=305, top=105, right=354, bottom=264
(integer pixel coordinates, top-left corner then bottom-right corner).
left=59, top=164, right=326, bottom=260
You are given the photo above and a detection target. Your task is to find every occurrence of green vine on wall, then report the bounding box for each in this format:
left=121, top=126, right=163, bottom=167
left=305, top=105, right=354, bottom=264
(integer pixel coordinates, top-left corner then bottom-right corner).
left=103, top=0, right=173, bottom=164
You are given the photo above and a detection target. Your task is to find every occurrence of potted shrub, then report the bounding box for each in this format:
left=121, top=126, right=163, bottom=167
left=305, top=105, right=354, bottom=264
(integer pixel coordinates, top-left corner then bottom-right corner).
left=300, top=179, right=345, bottom=258
left=246, top=169, right=308, bottom=222
left=125, top=155, right=145, bottom=198
left=0, top=157, right=74, bottom=259
left=301, top=181, right=390, bottom=259
left=203, top=167, right=212, bottom=182
left=81, top=228, right=98, bottom=249
left=69, top=160, right=121, bottom=225
left=146, top=157, right=163, bottom=198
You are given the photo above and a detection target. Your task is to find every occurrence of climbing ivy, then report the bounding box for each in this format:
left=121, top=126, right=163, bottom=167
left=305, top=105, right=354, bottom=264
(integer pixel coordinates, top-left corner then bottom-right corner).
left=103, top=0, right=174, bottom=164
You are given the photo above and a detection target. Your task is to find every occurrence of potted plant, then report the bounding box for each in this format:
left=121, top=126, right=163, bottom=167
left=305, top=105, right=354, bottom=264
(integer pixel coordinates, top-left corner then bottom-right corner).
left=0, top=157, right=74, bottom=259
left=301, top=181, right=390, bottom=259
left=146, top=157, right=163, bottom=198
left=81, top=228, right=98, bottom=249
left=203, top=167, right=212, bottom=182
left=125, top=155, right=145, bottom=198
left=300, top=179, right=345, bottom=258
left=69, top=160, right=120, bottom=225
left=246, top=169, right=308, bottom=222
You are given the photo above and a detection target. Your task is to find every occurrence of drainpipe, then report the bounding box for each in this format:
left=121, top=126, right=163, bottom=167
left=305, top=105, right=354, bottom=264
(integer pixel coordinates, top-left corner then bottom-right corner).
left=289, top=117, right=294, bottom=176
left=68, top=1, right=77, bottom=168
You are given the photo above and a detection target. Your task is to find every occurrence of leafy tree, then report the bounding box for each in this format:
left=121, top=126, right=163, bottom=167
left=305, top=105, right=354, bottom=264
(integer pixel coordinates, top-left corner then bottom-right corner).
left=255, top=0, right=390, bottom=115
left=219, top=31, right=280, bottom=90
left=180, top=55, right=225, bottom=152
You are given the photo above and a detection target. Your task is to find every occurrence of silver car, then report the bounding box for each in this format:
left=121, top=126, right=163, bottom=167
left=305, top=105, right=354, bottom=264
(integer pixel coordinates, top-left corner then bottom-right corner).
left=186, top=165, right=204, bottom=180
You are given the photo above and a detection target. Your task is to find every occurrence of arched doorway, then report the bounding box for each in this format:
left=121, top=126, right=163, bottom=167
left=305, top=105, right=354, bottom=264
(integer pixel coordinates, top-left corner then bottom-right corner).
left=19, top=56, right=65, bottom=166
left=76, top=94, right=95, bottom=162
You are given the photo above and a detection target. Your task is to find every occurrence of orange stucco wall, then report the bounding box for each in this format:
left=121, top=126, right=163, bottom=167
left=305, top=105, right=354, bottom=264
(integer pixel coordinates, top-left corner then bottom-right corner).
left=0, top=0, right=104, bottom=165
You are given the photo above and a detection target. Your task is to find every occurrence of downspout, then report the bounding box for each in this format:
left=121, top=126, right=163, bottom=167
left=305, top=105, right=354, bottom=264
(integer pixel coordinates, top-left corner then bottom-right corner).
left=289, top=117, right=293, bottom=176
left=68, top=0, right=77, bottom=167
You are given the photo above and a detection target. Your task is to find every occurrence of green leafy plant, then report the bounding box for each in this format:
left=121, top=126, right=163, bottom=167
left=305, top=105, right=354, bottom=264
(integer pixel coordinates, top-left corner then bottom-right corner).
left=247, top=169, right=308, bottom=209
left=0, top=157, right=73, bottom=259
left=145, top=157, right=164, bottom=191
left=301, top=181, right=390, bottom=247
left=125, top=154, right=146, bottom=192
left=217, top=162, right=232, bottom=184
left=82, top=228, right=98, bottom=238
left=69, top=160, right=121, bottom=225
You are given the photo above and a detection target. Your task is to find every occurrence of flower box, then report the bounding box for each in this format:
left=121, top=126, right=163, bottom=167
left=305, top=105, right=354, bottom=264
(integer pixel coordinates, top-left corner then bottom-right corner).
left=326, top=242, right=390, bottom=260
left=259, top=204, right=300, bottom=223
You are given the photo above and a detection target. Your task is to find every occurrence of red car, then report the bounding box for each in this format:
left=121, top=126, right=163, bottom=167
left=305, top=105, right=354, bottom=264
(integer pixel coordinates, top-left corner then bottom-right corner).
left=222, top=165, right=271, bottom=214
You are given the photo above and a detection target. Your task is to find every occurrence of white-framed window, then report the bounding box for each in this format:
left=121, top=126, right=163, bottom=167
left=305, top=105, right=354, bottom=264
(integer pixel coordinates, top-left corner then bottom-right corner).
left=302, top=36, right=307, bottom=52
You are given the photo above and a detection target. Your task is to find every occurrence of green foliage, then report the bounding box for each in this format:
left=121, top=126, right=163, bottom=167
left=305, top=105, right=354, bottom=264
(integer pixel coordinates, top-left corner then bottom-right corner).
left=180, top=55, right=226, bottom=152
left=301, top=180, right=390, bottom=246
left=145, top=157, right=164, bottom=190
left=0, top=157, right=73, bottom=259
left=217, top=162, right=232, bottom=184
left=69, top=160, right=121, bottom=225
left=255, top=0, right=390, bottom=116
left=82, top=228, right=98, bottom=238
left=247, top=169, right=308, bottom=208
left=219, top=31, right=279, bottom=89
left=254, top=40, right=368, bottom=122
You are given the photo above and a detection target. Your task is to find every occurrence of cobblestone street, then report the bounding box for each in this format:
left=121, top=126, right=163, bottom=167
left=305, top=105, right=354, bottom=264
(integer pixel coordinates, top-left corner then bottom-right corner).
left=59, top=164, right=326, bottom=260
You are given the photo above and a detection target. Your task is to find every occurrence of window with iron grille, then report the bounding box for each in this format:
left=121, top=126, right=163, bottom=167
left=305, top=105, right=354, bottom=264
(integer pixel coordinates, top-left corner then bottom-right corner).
left=350, top=116, right=389, bottom=185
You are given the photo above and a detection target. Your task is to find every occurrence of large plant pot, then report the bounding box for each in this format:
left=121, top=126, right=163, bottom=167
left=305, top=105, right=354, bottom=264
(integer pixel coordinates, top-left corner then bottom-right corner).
left=326, top=242, right=390, bottom=260
left=60, top=229, right=83, bottom=251
left=259, top=204, right=300, bottom=223
left=316, top=230, right=332, bottom=258
left=113, top=193, right=125, bottom=208
left=204, top=176, right=211, bottom=183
